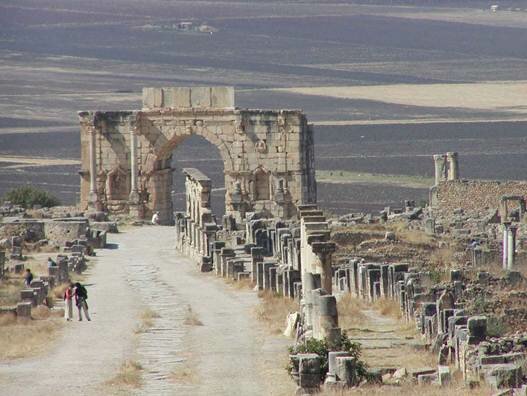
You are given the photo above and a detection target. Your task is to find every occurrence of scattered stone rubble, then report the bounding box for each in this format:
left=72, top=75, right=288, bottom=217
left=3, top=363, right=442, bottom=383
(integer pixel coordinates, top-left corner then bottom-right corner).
left=173, top=154, right=527, bottom=394
left=0, top=203, right=116, bottom=320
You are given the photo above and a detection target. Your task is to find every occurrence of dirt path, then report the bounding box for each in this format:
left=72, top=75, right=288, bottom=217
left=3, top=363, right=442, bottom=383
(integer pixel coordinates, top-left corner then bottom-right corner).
left=0, top=226, right=294, bottom=396
left=347, top=308, right=432, bottom=370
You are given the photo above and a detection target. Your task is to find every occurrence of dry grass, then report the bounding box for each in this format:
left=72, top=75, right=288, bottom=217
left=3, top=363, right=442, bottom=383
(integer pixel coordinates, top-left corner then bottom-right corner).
left=225, top=277, right=254, bottom=290
left=183, top=306, right=203, bottom=326
left=374, top=298, right=402, bottom=320
left=0, top=277, right=24, bottom=306
left=429, top=247, right=456, bottom=270
left=21, top=257, right=49, bottom=277
left=0, top=314, right=62, bottom=360
left=106, top=360, right=143, bottom=389
left=389, top=222, right=433, bottom=247
left=52, top=283, right=70, bottom=299
left=254, top=290, right=298, bottom=335
left=338, top=294, right=367, bottom=331
left=134, top=308, right=160, bottom=333
left=0, top=312, right=17, bottom=326
left=169, top=366, right=198, bottom=384
left=367, top=344, right=436, bottom=370
left=31, top=305, right=51, bottom=320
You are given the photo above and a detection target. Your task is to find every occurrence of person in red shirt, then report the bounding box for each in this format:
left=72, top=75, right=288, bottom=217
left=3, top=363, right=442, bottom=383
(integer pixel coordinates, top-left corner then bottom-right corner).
left=63, top=283, right=74, bottom=321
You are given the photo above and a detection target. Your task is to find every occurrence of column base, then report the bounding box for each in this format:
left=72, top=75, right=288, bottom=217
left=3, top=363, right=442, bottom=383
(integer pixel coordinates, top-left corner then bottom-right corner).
left=128, top=190, right=140, bottom=202
left=128, top=191, right=143, bottom=220
left=87, top=191, right=102, bottom=211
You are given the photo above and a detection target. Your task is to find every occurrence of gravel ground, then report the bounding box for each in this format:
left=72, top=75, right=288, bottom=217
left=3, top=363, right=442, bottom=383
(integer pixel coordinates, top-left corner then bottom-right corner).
left=0, top=226, right=294, bottom=396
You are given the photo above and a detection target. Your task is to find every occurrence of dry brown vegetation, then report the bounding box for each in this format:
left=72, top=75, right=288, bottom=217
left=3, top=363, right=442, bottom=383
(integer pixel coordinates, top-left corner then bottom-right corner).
left=225, top=277, right=254, bottom=290
left=429, top=247, right=457, bottom=270
left=338, top=294, right=367, bottom=331
left=183, top=306, right=203, bottom=326
left=135, top=308, right=160, bottom=333
left=0, top=312, right=63, bottom=360
left=254, top=290, right=297, bottom=335
left=169, top=366, right=198, bottom=384
left=392, top=225, right=433, bottom=247
left=0, top=277, right=25, bottom=306
left=106, top=360, right=143, bottom=389
left=52, top=282, right=70, bottom=299
left=374, top=298, right=402, bottom=320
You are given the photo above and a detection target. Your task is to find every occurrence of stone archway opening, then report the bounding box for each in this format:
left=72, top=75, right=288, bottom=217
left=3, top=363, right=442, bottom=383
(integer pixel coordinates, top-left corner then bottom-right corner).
left=170, top=134, right=225, bottom=219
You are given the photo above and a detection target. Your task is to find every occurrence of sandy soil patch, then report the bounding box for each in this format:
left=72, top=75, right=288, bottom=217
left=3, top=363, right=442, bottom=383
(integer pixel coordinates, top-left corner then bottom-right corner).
left=274, top=81, right=527, bottom=114
left=0, top=155, right=80, bottom=167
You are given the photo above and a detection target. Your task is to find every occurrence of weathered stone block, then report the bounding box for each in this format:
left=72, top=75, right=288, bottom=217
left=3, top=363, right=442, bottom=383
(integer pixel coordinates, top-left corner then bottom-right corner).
left=298, top=354, right=321, bottom=389
left=482, top=363, right=522, bottom=389
left=170, top=87, right=191, bottom=107
left=190, top=87, right=211, bottom=108
left=437, top=365, right=451, bottom=386
left=211, top=87, right=234, bottom=108
left=16, top=301, right=32, bottom=318
left=335, top=356, right=358, bottom=386
left=467, top=316, right=487, bottom=343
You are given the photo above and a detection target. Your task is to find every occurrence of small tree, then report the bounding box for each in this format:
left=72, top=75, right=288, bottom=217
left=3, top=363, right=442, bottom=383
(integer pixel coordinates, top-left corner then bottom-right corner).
left=4, top=186, right=60, bottom=209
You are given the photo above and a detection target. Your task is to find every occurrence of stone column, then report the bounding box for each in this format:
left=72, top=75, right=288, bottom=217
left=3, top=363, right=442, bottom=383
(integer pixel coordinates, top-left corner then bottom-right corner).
left=311, top=242, right=336, bottom=294
left=433, top=154, right=446, bottom=185
left=502, top=223, right=510, bottom=270
left=319, top=295, right=340, bottom=346
left=87, top=125, right=100, bottom=210
left=507, top=225, right=517, bottom=270
left=129, top=125, right=139, bottom=202
left=446, top=152, right=459, bottom=180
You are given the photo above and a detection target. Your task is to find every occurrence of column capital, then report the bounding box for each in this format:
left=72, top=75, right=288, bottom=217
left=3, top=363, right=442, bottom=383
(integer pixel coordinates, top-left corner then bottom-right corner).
left=311, top=241, right=336, bottom=256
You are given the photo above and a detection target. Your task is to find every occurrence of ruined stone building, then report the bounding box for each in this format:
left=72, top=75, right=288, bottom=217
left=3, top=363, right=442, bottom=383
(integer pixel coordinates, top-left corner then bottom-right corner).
left=78, top=87, right=316, bottom=224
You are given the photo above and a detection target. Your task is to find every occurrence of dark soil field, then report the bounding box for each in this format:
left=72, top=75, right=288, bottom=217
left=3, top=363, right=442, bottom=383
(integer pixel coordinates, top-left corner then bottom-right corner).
left=1, top=0, right=526, bottom=215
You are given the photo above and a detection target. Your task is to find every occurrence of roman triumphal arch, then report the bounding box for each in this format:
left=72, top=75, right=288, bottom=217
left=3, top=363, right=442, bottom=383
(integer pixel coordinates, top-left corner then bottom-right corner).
left=78, top=87, right=316, bottom=224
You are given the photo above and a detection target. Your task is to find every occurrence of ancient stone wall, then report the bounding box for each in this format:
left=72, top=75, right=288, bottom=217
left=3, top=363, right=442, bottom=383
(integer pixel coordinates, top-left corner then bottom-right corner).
left=175, top=168, right=218, bottom=269
left=431, top=180, right=527, bottom=218
left=78, top=87, right=316, bottom=224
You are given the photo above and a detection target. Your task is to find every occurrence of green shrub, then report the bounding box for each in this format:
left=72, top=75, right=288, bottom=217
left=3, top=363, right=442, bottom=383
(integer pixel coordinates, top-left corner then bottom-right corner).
left=4, top=186, right=60, bottom=209
left=487, top=316, right=507, bottom=337
left=472, top=294, right=487, bottom=313
left=429, top=269, right=444, bottom=284
left=287, top=332, right=369, bottom=384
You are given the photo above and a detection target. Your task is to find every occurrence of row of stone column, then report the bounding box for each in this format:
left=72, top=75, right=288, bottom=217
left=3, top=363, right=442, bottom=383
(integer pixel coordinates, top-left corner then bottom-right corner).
left=333, top=258, right=499, bottom=386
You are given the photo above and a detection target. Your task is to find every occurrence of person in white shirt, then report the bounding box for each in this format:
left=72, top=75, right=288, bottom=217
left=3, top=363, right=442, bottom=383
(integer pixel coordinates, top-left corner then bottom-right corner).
left=151, top=211, right=160, bottom=225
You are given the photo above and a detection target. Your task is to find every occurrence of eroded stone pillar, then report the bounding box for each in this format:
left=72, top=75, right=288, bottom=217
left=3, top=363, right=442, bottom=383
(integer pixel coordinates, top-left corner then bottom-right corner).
left=433, top=154, right=447, bottom=185
left=319, top=295, right=340, bottom=346
left=502, top=223, right=510, bottom=270
left=446, top=152, right=459, bottom=180
left=87, top=125, right=100, bottom=210
left=129, top=126, right=139, bottom=200
left=311, top=241, right=336, bottom=294
left=507, top=225, right=517, bottom=270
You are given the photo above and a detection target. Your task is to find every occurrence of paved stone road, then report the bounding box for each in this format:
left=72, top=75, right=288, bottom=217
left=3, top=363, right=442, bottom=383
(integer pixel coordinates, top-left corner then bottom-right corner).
left=0, top=226, right=294, bottom=396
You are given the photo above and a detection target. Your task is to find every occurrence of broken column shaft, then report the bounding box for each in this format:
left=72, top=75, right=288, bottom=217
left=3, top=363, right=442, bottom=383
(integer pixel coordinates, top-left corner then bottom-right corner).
left=446, top=152, right=459, bottom=180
